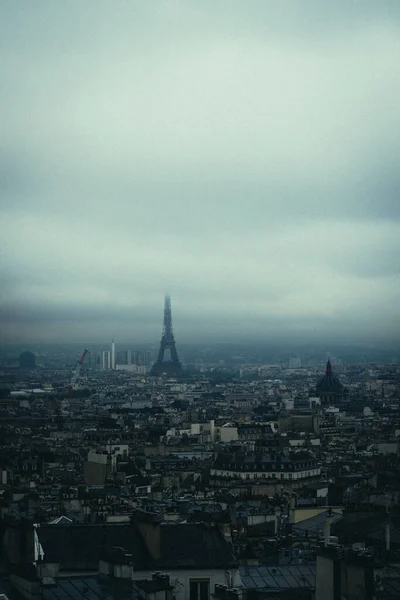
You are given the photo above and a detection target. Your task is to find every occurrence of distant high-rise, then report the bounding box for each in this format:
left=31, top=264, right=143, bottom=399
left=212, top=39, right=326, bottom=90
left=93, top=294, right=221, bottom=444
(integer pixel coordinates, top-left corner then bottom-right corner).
left=116, top=350, right=128, bottom=365
left=132, top=349, right=152, bottom=367
left=144, top=350, right=151, bottom=367
left=150, top=295, right=183, bottom=377
left=101, top=350, right=111, bottom=370
left=289, top=357, right=301, bottom=369
left=111, top=338, right=116, bottom=370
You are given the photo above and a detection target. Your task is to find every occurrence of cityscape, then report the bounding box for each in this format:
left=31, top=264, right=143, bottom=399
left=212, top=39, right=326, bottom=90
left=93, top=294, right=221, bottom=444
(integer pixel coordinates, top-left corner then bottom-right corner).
left=0, top=295, right=400, bottom=599
left=1, top=2, right=400, bottom=600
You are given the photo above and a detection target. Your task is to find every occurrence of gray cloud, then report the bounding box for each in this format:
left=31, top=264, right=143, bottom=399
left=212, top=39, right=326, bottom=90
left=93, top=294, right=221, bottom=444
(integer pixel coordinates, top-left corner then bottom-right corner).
left=1, top=1, right=400, bottom=346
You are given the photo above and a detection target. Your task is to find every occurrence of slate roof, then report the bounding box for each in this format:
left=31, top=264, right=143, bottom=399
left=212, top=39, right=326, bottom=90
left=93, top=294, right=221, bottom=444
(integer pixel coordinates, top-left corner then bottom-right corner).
left=240, top=565, right=315, bottom=590
left=241, top=564, right=400, bottom=597
left=381, top=566, right=400, bottom=598
left=1, top=567, right=399, bottom=600
left=0, top=576, right=134, bottom=600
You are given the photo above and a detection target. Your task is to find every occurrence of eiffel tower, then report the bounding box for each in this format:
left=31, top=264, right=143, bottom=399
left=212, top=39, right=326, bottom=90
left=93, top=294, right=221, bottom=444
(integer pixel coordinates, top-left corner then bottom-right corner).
left=150, top=295, right=184, bottom=377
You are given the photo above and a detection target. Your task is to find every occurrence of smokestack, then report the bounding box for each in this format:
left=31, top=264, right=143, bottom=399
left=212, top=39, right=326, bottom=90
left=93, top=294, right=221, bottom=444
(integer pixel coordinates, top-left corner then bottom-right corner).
left=111, top=339, right=116, bottom=370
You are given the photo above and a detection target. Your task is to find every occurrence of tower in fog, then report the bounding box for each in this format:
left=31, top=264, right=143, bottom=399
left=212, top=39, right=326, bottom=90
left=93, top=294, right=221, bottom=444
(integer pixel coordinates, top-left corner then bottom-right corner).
left=150, top=295, right=183, bottom=377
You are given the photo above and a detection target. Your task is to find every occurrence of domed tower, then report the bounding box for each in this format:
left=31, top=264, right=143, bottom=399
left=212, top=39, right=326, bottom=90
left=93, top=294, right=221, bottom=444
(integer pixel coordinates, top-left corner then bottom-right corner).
left=316, top=359, right=345, bottom=404
left=19, top=351, right=36, bottom=368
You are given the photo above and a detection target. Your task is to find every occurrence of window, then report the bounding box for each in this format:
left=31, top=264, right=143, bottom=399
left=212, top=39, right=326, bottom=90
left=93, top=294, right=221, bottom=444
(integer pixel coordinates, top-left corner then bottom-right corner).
left=190, top=580, right=209, bottom=600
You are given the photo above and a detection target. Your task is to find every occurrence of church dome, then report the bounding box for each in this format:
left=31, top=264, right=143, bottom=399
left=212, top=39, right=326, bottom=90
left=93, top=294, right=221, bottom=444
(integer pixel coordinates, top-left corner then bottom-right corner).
left=316, top=360, right=344, bottom=395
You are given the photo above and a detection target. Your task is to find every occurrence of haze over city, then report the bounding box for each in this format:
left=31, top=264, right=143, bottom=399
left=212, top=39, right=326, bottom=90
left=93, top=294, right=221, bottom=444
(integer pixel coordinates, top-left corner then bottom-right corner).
left=1, top=1, right=400, bottom=346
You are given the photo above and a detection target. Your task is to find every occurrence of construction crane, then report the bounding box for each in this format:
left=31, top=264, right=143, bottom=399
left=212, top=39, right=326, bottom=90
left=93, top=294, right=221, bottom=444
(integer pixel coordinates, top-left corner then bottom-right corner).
left=67, top=349, right=89, bottom=397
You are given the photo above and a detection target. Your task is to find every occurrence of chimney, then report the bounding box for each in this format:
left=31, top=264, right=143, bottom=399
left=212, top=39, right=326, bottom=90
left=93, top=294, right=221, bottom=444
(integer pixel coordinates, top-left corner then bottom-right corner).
left=152, top=573, right=170, bottom=586
left=133, top=511, right=160, bottom=560
left=99, top=546, right=133, bottom=579
left=229, top=504, right=237, bottom=527
left=4, top=519, right=36, bottom=566
left=385, top=523, right=390, bottom=552
left=324, top=513, right=334, bottom=544
left=9, top=568, right=42, bottom=600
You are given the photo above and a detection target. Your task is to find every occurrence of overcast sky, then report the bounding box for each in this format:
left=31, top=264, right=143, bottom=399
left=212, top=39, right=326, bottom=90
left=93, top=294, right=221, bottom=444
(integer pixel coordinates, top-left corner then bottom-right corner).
left=1, top=1, right=400, bottom=347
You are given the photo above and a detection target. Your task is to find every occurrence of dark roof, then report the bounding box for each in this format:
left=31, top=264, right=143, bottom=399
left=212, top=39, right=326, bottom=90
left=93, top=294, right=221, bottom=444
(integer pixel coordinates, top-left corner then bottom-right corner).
left=214, top=451, right=316, bottom=471
left=0, top=576, right=135, bottom=600
left=158, top=523, right=236, bottom=569
left=4, top=567, right=399, bottom=600
left=293, top=511, right=342, bottom=536
left=38, top=523, right=151, bottom=571
left=382, top=566, right=400, bottom=598
left=332, top=513, right=400, bottom=547
left=316, top=360, right=344, bottom=395
left=240, top=565, right=316, bottom=590
left=37, top=522, right=236, bottom=571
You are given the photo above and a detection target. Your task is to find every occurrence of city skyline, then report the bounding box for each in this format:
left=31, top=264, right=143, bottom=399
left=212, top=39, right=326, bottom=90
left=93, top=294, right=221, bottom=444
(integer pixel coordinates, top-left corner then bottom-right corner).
left=1, top=2, right=400, bottom=346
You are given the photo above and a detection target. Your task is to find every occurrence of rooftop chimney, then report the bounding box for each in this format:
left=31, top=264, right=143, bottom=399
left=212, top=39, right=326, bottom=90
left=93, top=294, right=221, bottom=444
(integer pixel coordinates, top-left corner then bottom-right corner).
left=385, top=523, right=390, bottom=552
left=133, top=511, right=160, bottom=560
left=324, top=512, right=334, bottom=544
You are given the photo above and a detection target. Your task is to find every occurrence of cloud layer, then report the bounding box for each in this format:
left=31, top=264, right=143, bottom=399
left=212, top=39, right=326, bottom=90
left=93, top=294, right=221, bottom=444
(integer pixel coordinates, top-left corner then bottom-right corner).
left=1, top=1, right=400, bottom=345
